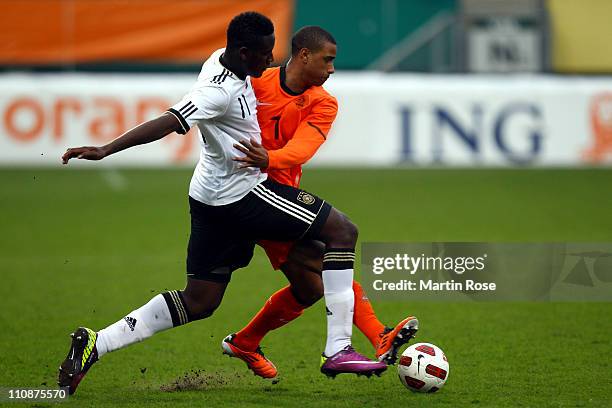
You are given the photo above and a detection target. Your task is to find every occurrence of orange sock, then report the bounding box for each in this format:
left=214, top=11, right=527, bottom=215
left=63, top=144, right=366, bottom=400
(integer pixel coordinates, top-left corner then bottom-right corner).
left=233, top=285, right=305, bottom=352
left=353, top=281, right=386, bottom=348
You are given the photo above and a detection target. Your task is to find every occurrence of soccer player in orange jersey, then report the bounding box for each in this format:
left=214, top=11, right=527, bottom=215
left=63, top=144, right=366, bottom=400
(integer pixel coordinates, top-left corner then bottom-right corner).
left=222, top=26, right=418, bottom=378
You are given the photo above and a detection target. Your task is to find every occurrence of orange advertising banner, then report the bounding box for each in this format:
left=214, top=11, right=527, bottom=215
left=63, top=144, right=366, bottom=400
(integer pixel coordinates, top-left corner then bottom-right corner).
left=0, top=0, right=293, bottom=65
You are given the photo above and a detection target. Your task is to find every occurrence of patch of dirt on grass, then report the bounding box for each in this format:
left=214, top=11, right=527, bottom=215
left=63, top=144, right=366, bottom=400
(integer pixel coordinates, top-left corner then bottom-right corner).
left=160, top=370, right=244, bottom=392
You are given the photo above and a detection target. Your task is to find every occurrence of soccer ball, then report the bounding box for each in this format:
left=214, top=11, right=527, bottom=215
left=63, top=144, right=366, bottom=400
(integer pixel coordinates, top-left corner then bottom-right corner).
left=397, top=342, right=449, bottom=393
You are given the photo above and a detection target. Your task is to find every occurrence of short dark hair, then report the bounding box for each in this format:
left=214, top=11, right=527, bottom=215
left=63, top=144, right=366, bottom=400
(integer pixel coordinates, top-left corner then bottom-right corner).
left=291, top=26, right=336, bottom=56
left=227, top=12, right=274, bottom=50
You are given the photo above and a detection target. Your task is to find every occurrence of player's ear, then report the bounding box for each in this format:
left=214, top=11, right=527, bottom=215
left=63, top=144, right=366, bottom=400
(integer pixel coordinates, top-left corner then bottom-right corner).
left=299, top=48, right=310, bottom=64
left=238, top=46, right=250, bottom=62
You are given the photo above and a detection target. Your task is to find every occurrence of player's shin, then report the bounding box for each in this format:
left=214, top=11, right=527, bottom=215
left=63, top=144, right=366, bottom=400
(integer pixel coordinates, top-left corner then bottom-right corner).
left=96, top=290, right=190, bottom=357
left=352, top=281, right=386, bottom=348
left=234, top=285, right=305, bottom=351
left=322, top=249, right=355, bottom=357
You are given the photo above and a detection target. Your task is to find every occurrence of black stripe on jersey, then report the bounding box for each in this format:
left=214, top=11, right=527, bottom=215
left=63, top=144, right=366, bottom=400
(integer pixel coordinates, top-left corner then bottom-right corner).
left=183, top=105, right=198, bottom=119
left=211, top=68, right=232, bottom=84
left=241, top=94, right=251, bottom=116
left=307, top=121, right=327, bottom=139
left=210, top=70, right=222, bottom=84
left=237, top=97, right=245, bottom=118
left=167, top=108, right=190, bottom=134
left=213, top=69, right=224, bottom=84
left=178, top=101, right=194, bottom=114
left=221, top=69, right=231, bottom=82
left=179, top=101, right=195, bottom=115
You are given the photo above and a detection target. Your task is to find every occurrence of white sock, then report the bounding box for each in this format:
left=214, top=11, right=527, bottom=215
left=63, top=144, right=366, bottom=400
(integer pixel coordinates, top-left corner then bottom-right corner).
left=322, top=268, right=354, bottom=356
left=96, top=294, right=175, bottom=357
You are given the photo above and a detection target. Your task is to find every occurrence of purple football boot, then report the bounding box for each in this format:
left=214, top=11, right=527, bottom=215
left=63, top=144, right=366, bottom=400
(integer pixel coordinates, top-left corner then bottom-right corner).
left=320, top=345, right=387, bottom=378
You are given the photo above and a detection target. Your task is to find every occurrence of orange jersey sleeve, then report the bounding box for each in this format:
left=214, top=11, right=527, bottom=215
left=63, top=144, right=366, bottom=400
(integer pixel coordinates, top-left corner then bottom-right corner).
left=267, top=95, right=338, bottom=170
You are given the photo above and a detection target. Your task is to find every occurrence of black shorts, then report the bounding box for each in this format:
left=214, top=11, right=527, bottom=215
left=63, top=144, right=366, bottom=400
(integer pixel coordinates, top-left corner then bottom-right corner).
left=186, top=178, right=332, bottom=282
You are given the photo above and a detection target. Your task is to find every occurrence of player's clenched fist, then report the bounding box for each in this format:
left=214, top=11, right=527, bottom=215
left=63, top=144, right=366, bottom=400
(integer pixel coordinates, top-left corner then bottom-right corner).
left=61, top=146, right=107, bottom=164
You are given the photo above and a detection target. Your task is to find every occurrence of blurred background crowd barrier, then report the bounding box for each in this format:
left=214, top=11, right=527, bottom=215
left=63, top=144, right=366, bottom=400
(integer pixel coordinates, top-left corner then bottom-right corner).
left=1, top=0, right=611, bottom=167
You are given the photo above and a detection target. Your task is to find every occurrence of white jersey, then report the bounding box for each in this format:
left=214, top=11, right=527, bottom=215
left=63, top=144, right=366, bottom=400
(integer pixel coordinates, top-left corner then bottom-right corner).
left=167, top=48, right=267, bottom=206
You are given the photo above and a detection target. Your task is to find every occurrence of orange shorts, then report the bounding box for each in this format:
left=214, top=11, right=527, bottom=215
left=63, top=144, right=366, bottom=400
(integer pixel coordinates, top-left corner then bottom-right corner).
left=258, top=240, right=295, bottom=270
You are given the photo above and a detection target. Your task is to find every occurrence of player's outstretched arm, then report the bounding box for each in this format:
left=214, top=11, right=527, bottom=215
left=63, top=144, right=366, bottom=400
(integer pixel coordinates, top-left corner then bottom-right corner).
left=61, top=113, right=182, bottom=164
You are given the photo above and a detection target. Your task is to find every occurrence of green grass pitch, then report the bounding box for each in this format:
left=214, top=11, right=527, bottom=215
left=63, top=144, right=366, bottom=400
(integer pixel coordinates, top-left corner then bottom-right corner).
left=0, top=167, right=610, bottom=407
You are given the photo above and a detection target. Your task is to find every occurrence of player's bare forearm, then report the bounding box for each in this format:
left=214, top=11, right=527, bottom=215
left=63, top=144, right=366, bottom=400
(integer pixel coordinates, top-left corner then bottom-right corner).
left=103, top=113, right=181, bottom=156
left=61, top=113, right=181, bottom=164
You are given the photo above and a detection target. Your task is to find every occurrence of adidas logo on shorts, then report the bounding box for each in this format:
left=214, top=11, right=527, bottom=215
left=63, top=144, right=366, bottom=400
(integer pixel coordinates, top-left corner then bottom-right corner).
left=124, top=316, right=137, bottom=331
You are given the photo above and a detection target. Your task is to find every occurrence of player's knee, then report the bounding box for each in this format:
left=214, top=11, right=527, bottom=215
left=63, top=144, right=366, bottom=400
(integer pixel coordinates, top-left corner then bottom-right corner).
left=320, top=209, right=359, bottom=247
left=335, top=214, right=359, bottom=246
left=346, top=218, right=359, bottom=241
left=181, top=291, right=220, bottom=321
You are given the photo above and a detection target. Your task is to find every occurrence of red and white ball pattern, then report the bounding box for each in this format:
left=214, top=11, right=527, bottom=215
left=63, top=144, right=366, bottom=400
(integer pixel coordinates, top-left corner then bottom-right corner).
left=397, top=342, right=449, bottom=393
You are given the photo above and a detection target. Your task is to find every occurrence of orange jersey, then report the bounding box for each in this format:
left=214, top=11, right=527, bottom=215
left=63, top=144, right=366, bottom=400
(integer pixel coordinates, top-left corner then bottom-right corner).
left=251, top=66, right=338, bottom=187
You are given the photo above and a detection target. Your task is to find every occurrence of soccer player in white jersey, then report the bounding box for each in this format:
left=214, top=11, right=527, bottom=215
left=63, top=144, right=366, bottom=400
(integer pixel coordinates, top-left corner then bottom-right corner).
left=58, top=12, right=386, bottom=395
